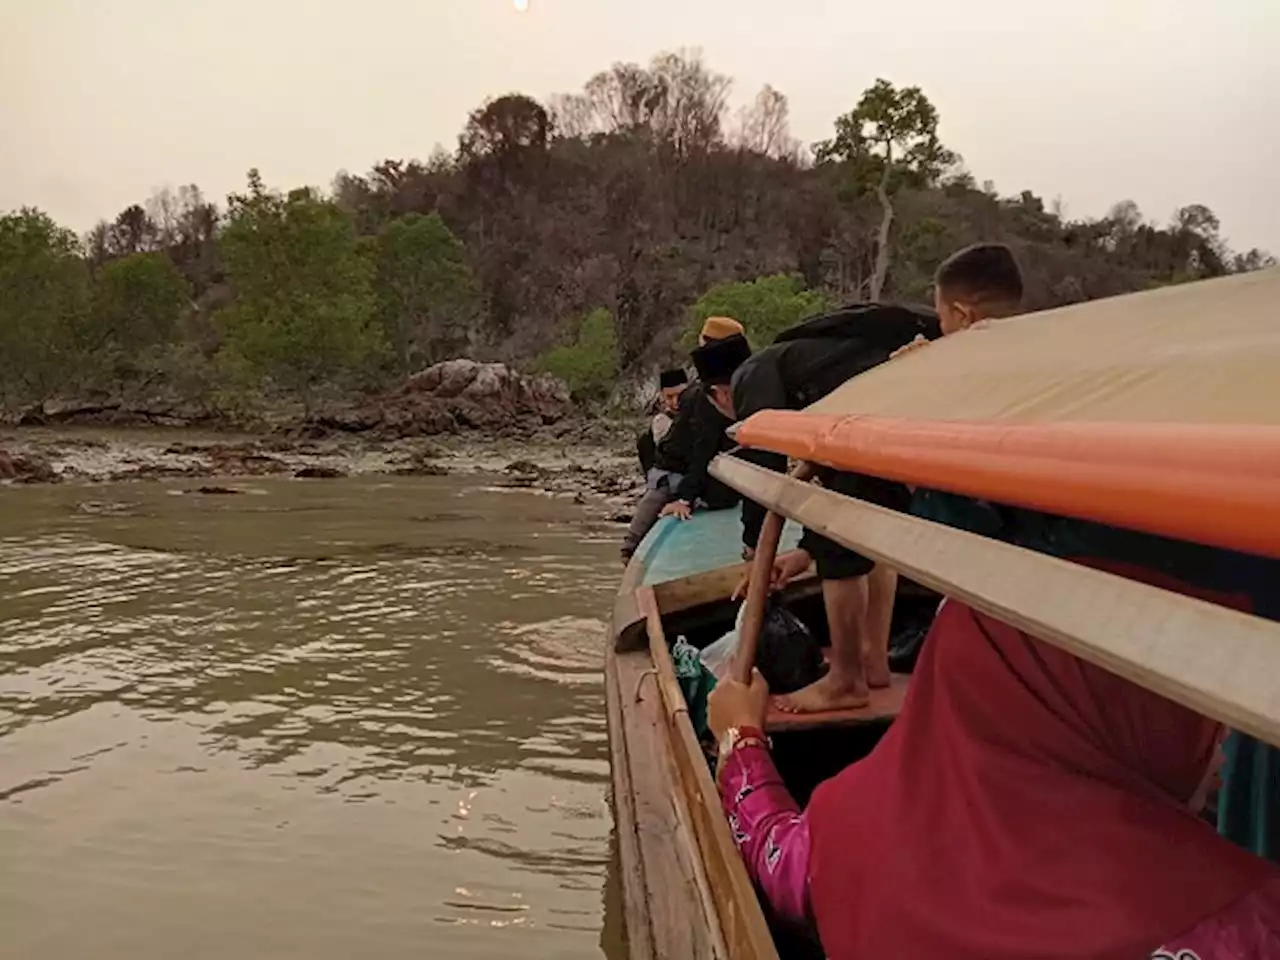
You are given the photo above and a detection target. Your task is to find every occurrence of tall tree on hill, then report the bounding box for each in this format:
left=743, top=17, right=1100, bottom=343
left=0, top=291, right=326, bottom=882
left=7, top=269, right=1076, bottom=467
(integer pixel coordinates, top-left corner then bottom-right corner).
left=553, top=49, right=731, bottom=157
left=816, top=80, right=956, bottom=299
left=106, top=204, right=162, bottom=258
left=733, top=85, right=800, bottom=160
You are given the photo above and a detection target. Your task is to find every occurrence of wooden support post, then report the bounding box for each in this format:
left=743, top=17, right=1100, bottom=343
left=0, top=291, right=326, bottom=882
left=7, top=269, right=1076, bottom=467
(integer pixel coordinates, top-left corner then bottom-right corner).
left=731, top=460, right=816, bottom=683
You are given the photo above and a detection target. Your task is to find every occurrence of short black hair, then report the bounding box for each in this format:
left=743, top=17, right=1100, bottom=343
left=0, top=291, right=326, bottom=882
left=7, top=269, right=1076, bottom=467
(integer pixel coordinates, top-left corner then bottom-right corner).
left=935, top=243, right=1024, bottom=308
left=659, top=368, right=688, bottom=389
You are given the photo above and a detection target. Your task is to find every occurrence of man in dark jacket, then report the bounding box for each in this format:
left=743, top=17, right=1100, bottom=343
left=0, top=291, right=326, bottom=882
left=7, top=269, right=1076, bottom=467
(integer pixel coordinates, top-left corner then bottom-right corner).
left=636, top=367, right=688, bottom=476
left=652, top=379, right=741, bottom=516
left=620, top=319, right=746, bottom=563
left=655, top=317, right=748, bottom=522
left=701, top=243, right=1026, bottom=712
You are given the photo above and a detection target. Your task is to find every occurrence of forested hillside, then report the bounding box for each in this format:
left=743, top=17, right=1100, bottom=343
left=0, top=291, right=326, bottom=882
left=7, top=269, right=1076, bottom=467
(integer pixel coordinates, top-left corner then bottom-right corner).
left=2, top=50, right=1272, bottom=422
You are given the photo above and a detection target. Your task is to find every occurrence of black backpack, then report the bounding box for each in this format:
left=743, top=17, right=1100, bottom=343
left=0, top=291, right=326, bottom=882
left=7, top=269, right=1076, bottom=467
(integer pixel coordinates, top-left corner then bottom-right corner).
left=773, top=302, right=942, bottom=407
left=756, top=599, right=828, bottom=694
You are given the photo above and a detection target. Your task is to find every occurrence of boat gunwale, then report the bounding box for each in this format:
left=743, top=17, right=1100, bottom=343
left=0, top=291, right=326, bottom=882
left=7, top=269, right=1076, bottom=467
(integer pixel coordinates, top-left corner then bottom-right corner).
left=610, top=538, right=791, bottom=960
left=605, top=627, right=726, bottom=958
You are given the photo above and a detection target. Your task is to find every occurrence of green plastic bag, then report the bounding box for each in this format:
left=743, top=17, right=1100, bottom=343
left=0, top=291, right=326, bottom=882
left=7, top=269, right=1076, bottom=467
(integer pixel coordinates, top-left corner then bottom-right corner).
left=671, top=637, right=718, bottom=742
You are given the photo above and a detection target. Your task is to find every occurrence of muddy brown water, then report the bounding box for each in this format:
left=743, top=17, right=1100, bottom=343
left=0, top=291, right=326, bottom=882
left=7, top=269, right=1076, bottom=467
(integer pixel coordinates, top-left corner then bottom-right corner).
left=0, top=471, right=628, bottom=958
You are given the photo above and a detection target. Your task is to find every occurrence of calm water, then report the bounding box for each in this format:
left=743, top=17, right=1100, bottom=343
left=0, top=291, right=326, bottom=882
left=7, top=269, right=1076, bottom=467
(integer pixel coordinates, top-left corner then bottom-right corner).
left=0, top=472, right=626, bottom=959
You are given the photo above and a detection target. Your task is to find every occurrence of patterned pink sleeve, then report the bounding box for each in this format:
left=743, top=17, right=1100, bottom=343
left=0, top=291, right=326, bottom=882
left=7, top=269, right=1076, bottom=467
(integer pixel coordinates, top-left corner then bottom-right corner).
left=719, top=743, right=812, bottom=928
left=1152, top=876, right=1280, bottom=958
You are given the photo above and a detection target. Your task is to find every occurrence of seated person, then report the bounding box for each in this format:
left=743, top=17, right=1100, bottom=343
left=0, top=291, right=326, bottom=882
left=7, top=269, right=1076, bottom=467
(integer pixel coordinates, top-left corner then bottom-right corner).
left=621, top=318, right=745, bottom=562
left=709, top=592, right=1280, bottom=959
left=635, top=367, right=688, bottom=476
left=656, top=316, right=748, bottom=522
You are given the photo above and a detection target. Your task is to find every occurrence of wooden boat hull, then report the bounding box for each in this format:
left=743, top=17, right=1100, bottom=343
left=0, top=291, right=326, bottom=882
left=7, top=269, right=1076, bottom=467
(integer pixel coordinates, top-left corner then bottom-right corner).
left=606, top=511, right=912, bottom=959
left=607, top=511, right=784, bottom=959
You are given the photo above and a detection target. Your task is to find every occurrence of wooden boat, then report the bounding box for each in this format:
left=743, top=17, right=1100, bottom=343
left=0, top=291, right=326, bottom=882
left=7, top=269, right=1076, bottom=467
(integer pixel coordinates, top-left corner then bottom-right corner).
left=606, top=268, right=1280, bottom=959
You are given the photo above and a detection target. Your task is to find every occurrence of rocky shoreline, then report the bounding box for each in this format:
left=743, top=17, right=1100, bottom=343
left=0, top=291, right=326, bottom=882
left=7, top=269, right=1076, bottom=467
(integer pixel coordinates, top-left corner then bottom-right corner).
left=1, top=360, right=649, bottom=524
left=0, top=422, right=645, bottom=524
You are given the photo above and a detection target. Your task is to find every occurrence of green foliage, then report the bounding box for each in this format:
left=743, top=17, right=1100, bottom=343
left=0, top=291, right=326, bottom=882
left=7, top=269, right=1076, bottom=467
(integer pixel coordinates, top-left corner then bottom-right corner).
left=815, top=80, right=956, bottom=299
left=537, top=307, right=620, bottom=404
left=685, top=274, right=832, bottom=348
left=0, top=208, right=90, bottom=408
left=814, top=79, right=956, bottom=191
left=92, top=252, right=189, bottom=348
left=87, top=252, right=191, bottom=390
left=373, top=213, right=480, bottom=373
left=4, top=56, right=1276, bottom=424
left=218, top=170, right=385, bottom=410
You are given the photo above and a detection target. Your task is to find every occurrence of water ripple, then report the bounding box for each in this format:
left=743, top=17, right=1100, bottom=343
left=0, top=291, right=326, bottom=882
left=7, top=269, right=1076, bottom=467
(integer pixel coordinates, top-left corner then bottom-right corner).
left=0, top=475, right=625, bottom=960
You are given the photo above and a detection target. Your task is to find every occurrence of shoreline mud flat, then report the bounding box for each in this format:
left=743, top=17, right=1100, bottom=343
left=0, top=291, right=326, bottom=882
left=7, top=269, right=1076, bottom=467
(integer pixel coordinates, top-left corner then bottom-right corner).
left=0, top=424, right=645, bottom=525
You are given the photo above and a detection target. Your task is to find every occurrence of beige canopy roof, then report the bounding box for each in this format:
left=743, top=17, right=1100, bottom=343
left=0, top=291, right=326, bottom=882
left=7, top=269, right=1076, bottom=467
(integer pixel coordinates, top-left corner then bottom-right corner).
left=806, top=268, right=1280, bottom=424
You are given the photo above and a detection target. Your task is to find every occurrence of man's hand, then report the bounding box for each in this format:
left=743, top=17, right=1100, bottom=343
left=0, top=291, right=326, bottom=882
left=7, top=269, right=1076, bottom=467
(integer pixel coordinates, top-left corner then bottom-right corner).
left=771, top=549, right=813, bottom=590
left=732, top=548, right=813, bottom=600
left=708, top=668, right=770, bottom=741
left=660, top=499, right=693, bottom=521
left=889, top=334, right=929, bottom=361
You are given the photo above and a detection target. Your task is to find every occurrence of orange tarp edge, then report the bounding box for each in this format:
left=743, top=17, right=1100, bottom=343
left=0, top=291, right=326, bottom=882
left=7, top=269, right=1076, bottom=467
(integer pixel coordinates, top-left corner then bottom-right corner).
left=735, top=412, right=1280, bottom=560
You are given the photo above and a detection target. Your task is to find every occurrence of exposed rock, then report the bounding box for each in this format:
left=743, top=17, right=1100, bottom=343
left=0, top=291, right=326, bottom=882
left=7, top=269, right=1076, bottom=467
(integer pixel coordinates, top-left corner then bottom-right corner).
left=294, top=465, right=346, bottom=479
left=76, top=500, right=140, bottom=515
left=504, top=459, right=543, bottom=476
left=393, top=451, right=449, bottom=477
left=206, top=444, right=289, bottom=476
left=192, top=485, right=244, bottom=495
left=0, top=449, right=58, bottom=483
left=18, top=401, right=203, bottom=429
left=164, top=442, right=206, bottom=456
left=305, top=360, right=573, bottom=439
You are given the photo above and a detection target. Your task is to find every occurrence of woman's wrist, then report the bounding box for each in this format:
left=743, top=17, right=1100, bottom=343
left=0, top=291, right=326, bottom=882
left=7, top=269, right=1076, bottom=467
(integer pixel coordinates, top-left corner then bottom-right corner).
left=715, top=725, right=771, bottom=784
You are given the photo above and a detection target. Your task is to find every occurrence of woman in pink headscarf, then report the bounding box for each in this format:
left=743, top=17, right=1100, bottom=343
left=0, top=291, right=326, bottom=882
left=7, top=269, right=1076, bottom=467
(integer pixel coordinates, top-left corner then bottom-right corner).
left=709, top=590, right=1280, bottom=958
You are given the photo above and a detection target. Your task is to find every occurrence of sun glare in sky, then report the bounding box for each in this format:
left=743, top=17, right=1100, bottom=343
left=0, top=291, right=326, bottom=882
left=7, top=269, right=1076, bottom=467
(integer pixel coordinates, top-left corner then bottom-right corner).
left=512, top=0, right=529, bottom=12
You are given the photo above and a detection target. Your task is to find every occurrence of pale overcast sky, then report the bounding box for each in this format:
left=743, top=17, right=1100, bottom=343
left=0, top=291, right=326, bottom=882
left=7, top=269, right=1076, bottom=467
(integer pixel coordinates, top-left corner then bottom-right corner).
left=3, top=0, right=1277, bottom=252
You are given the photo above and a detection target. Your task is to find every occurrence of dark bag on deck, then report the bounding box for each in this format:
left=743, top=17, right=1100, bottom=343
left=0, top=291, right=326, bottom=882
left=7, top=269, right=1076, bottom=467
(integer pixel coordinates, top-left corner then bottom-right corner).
left=757, top=599, right=827, bottom=694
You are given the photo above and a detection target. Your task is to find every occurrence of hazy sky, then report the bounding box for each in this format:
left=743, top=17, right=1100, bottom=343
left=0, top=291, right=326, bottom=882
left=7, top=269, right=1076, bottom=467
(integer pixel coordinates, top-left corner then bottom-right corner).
left=4, top=0, right=1277, bottom=252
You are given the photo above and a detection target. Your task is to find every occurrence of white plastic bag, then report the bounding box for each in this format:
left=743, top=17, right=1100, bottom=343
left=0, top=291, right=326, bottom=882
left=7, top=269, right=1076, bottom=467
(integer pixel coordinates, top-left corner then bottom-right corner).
left=698, top=601, right=746, bottom=679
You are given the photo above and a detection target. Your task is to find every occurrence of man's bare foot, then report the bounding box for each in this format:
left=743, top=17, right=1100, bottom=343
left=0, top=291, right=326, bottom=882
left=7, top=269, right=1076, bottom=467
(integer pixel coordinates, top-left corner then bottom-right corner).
left=775, top=673, right=870, bottom=714
left=865, top=660, right=892, bottom=689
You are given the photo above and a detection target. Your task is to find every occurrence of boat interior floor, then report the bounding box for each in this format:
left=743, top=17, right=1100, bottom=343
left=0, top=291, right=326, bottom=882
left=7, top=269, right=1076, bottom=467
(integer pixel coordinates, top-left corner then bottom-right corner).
left=672, top=585, right=938, bottom=806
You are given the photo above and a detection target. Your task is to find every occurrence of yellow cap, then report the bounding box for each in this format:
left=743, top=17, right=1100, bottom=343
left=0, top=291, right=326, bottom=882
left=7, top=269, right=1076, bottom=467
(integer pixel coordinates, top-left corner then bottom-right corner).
left=699, top=316, right=745, bottom=341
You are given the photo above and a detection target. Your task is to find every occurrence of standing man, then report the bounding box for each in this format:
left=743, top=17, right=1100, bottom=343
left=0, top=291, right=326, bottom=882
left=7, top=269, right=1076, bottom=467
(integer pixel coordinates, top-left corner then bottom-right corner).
left=701, top=243, right=1026, bottom=712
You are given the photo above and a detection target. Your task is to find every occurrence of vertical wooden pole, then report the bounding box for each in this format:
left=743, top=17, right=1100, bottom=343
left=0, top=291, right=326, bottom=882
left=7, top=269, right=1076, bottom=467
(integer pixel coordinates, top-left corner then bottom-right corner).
left=730, top=461, right=815, bottom=683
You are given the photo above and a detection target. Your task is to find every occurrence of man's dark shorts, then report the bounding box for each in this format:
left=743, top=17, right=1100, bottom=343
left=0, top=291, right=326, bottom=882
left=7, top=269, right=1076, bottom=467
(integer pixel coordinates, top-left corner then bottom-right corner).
left=802, top=469, right=911, bottom=581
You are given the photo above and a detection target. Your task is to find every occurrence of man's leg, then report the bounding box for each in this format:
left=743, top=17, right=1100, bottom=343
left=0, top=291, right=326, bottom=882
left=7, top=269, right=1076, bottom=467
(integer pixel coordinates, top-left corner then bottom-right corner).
left=621, top=484, right=673, bottom=561
left=863, top=564, right=898, bottom=688
left=777, top=534, right=874, bottom=713
left=826, top=470, right=908, bottom=688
